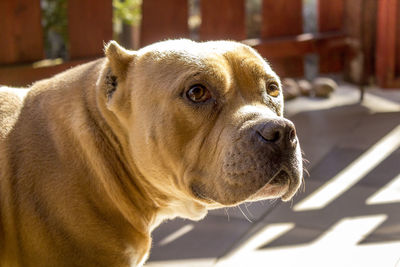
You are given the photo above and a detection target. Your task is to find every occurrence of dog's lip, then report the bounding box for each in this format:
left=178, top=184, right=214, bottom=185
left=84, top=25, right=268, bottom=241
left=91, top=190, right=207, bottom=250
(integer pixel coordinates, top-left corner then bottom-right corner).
left=190, top=183, right=214, bottom=204
left=280, top=167, right=302, bottom=201
left=250, top=169, right=293, bottom=201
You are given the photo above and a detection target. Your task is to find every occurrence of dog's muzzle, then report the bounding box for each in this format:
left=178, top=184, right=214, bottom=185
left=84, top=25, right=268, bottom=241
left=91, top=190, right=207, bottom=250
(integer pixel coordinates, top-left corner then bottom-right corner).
left=250, top=118, right=301, bottom=199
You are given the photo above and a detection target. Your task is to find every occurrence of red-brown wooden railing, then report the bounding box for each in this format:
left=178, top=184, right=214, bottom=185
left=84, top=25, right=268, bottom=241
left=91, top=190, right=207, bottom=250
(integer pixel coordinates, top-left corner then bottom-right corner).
left=200, top=0, right=246, bottom=41
left=141, top=0, right=189, bottom=46
left=140, top=0, right=350, bottom=78
left=0, top=0, right=112, bottom=86
left=0, top=0, right=44, bottom=64
left=261, top=0, right=304, bottom=76
left=318, top=0, right=344, bottom=73
left=0, top=0, right=398, bottom=88
left=376, top=0, right=400, bottom=88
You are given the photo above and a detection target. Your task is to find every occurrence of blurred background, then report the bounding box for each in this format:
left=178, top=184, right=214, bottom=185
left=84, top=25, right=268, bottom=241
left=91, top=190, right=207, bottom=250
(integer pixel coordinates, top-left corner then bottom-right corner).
left=1, top=0, right=399, bottom=89
left=0, top=1, right=399, bottom=266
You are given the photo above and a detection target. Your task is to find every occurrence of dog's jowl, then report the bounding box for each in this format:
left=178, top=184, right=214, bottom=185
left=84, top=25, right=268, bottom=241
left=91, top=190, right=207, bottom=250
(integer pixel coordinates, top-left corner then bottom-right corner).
left=0, top=39, right=302, bottom=266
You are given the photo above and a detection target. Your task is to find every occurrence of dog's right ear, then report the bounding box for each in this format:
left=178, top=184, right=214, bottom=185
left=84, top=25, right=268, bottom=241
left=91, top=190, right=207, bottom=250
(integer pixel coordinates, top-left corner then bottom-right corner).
left=104, top=41, right=136, bottom=81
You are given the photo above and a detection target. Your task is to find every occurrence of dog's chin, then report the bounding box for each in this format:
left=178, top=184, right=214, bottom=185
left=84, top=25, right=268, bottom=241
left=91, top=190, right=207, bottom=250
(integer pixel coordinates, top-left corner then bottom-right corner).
left=249, top=169, right=300, bottom=202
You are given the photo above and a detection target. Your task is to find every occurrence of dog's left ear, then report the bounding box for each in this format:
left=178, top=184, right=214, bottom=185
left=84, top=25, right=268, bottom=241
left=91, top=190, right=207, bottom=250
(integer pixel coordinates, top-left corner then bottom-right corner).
left=105, top=41, right=136, bottom=80
left=103, top=41, right=136, bottom=118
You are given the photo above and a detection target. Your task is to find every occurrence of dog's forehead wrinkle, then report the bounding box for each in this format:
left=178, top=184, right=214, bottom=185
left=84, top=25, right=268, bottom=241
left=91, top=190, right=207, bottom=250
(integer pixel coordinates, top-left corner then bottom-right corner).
left=218, top=50, right=282, bottom=112
left=136, top=53, right=230, bottom=88
left=136, top=41, right=262, bottom=99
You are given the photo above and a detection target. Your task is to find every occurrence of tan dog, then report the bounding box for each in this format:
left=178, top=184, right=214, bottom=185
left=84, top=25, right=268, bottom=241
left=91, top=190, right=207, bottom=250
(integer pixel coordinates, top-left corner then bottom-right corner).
left=0, top=39, right=303, bottom=266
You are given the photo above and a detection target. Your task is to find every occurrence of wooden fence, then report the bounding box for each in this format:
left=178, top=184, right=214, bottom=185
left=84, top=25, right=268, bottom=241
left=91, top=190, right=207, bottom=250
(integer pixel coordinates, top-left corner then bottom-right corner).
left=0, top=0, right=399, bottom=88
left=0, top=0, right=112, bottom=86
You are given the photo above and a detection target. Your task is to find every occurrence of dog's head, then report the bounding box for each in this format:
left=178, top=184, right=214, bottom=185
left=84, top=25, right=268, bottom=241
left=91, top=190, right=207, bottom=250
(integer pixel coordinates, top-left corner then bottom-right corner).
left=103, top=40, right=303, bottom=218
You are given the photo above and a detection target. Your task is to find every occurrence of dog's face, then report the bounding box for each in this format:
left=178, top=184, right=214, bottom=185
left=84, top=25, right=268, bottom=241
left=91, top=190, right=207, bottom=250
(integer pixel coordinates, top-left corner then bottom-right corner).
left=105, top=40, right=303, bottom=212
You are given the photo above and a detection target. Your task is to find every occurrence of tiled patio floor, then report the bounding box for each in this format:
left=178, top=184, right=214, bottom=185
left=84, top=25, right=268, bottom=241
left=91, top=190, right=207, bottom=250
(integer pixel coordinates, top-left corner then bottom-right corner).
left=145, top=83, right=400, bottom=267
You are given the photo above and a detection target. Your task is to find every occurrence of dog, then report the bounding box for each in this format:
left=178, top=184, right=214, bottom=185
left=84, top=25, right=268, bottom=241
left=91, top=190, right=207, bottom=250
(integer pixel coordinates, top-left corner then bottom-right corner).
left=0, top=39, right=303, bottom=266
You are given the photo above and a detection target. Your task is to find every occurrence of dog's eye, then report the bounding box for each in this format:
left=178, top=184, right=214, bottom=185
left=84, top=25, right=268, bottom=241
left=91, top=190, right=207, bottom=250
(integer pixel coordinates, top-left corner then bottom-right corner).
left=267, top=83, right=280, bottom=97
left=186, top=84, right=211, bottom=103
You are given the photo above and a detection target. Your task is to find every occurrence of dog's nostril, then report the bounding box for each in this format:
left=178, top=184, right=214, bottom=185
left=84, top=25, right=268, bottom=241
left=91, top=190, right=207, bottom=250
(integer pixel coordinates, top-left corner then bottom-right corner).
left=257, top=129, right=282, bottom=143
left=269, top=130, right=281, bottom=143
left=289, top=128, right=296, bottom=143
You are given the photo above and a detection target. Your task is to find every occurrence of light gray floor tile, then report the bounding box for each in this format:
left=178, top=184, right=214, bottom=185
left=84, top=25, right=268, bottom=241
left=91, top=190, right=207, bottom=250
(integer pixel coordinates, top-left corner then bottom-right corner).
left=149, top=215, right=253, bottom=261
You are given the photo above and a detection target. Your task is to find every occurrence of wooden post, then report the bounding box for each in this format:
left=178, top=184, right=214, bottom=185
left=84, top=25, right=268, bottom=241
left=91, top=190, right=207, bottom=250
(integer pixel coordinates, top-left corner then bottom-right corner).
left=0, top=0, right=44, bottom=64
left=140, top=0, right=189, bottom=47
left=343, top=0, right=377, bottom=84
left=260, top=0, right=303, bottom=77
left=67, top=0, right=113, bottom=59
left=318, top=0, right=344, bottom=73
left=375, top=0, right=398, bottom=88
left=200, top=0, right=246, bottom=41
left=397, top=1, right=400, bottom=82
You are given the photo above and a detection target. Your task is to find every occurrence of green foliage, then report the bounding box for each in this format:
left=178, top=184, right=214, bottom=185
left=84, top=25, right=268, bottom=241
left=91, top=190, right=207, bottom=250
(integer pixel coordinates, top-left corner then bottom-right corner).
left=41, top=0, right=68, bottom=58
left=113, top=0, right=142, bottom=26
left=41, top=0, right=68, bottom=47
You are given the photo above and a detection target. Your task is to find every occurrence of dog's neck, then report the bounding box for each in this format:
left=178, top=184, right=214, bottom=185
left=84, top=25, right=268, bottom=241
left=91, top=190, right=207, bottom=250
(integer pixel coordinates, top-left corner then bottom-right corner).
left=82, top=65, right=164, bottom=231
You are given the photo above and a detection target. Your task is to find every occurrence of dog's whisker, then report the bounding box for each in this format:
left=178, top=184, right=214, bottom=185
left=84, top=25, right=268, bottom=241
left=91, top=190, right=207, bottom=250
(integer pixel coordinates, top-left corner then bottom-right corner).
left=224, top=207, right=230, bottom=221
left=301, top=175, right=306, bottom=192
left=244, top=203, right=254, bottom=219
left=289, top=198, right=294, bottom=208
left=268, top=198, right=279, bottom=207
left=303, top=167, right=310, bottom=178
left=237, top=205, right=253, bottom=223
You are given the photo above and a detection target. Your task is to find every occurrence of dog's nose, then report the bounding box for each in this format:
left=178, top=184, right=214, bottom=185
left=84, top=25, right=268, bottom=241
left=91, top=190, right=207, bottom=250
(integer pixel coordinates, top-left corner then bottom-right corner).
left=256, top=119, right=297, bottom=149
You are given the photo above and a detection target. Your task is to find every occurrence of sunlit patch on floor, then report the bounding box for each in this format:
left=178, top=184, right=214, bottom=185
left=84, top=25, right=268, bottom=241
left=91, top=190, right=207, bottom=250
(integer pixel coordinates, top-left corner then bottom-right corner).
left=294, top=125, right=400, bottom=211
left=366, top=173, right=400, bottom=205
